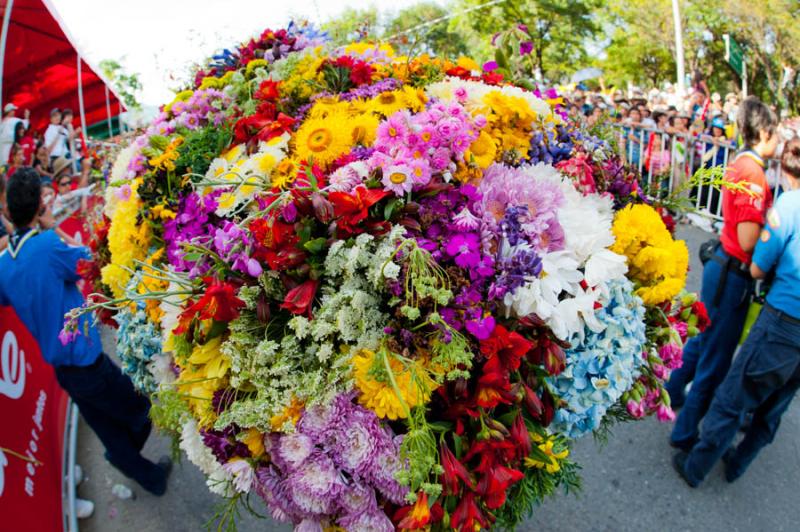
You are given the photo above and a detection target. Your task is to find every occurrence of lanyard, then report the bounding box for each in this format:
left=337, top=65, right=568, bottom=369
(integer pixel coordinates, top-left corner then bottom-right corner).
left=8, top=227, right=38, bottom=259
left=736, top=149, right=765, bottom=168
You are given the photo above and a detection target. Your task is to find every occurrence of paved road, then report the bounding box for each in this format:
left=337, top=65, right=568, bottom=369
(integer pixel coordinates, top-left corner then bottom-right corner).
left=78, top=225, right=800, bottom=531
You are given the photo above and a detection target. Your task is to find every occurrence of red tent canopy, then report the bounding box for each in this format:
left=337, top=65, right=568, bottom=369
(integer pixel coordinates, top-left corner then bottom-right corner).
left=0, top=0, right=124, bottom=133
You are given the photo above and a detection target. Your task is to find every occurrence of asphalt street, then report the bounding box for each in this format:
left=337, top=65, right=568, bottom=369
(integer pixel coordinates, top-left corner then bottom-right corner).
left=78, top=225, right=800, bottom=532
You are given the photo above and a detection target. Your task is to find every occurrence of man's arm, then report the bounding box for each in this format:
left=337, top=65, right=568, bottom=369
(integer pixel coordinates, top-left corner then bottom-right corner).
left=751, top=204, right=787, bottom=279
left=737, top=221, right=761, bottom=254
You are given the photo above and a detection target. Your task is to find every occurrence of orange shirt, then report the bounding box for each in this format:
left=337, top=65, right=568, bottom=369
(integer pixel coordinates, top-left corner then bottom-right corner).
left=720, top=151, right=772, bottom=264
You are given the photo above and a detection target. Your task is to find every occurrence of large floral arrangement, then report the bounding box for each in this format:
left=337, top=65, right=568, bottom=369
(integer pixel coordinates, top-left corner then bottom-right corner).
left=69, top=22, right=709, bottom=531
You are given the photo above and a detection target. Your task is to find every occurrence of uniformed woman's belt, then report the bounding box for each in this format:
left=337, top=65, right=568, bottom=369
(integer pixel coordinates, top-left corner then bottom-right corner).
left=764, top=303, right=800, bottom=325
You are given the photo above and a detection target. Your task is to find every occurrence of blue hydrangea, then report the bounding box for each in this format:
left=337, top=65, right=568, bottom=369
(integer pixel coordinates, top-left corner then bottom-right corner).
left=115, top=303, right=163, bottom=393
left=547, top=278, right=647, bottom=438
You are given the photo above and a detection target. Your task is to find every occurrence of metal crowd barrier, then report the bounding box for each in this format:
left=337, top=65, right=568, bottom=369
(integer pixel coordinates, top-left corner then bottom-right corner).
left=614, top=125, right=786, bottom=222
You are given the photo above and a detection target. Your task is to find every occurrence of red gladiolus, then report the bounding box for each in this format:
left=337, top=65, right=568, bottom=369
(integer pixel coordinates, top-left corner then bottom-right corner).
left=521, top=383, right=544, bottom=419
left=476, top=464, right=525, bottom=509
left=280, top=279, right=319, bottom=317
left=481, top=71, right=504, bottom=85
left=174, top=278, right=245, bottom=334
left=329, top=186, right=390, bottom=238
left=480, top=325, right=533, bottom=375
left=475, top=370, right=513, bottom=409
left=510, top=412, right=532, bottom=459
left=440, top=444, right=474, bottom=496
left=451, top=492, right=489, bottom=532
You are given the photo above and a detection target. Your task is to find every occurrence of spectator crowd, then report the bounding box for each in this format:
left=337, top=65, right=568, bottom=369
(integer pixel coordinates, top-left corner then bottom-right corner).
left=563, top=83, right=800, bottom=208
left=0, top=104, right=101, bottom=250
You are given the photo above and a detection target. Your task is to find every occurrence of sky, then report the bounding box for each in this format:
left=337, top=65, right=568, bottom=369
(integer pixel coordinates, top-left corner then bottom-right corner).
left=50, top=0, right=440, bottom=107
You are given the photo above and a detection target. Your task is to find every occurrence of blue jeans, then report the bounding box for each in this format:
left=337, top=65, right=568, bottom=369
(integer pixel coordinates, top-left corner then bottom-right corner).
left=55, top=353, right=167, bottom=494
left=682, top=305, right=800, bottom=485
left=666, top=247, right=752, bottom=448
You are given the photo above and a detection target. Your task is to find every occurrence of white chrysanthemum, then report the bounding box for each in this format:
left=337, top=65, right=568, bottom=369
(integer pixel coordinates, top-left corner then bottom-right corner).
left=180, top=419, right=232, bottom=497
left=147, top=353, right=176, bottom=386
left=221, top=459, right=255, bottom=493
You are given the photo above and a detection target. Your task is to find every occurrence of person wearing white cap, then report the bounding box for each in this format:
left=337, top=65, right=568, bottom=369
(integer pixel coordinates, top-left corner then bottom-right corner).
left=0, top=102, right=29, bottom=164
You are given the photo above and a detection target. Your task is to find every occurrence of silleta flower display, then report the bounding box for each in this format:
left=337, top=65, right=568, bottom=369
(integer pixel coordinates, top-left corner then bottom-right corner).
left=69, top=22, right=710, bottom=531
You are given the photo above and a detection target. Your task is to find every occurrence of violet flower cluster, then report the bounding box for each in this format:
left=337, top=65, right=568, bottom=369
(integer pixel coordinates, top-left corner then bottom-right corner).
left=255, top=393, right=405, bottom=531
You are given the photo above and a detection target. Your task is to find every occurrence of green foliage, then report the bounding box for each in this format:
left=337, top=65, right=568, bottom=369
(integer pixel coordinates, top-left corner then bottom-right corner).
left=149, top=387, right=191, bottom=461
left=322, top=7, right=380, bottom=45
left=494, top=453, right=582, bottom=530
left=384, top=2, right=469, bottom=58
left=99, top=59, right=143, bottom=109
left=175, top=124, right=234, bottom=178
left=451, top=0, right=603, bottom=81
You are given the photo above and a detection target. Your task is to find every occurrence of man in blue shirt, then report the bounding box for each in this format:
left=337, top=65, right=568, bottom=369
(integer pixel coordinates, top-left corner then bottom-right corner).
left=672, top=139, right=800, bottom=487
left=0, top=168, right=171, bottom=496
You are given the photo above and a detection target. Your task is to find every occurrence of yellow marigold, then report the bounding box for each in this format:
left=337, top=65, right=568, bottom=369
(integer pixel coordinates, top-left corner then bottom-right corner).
left=353, top=349, right=436, bottom=420
left=456, top=56, right=481, bottom=72
left=293, top=116, right=354, bottom=169
left=101, top=182, right=149, bottom=298
left=137, top=248, right=167, bottom=323
left=149, top=136, right=184, bottom=172
left=611, top=204, right=689, bottom=305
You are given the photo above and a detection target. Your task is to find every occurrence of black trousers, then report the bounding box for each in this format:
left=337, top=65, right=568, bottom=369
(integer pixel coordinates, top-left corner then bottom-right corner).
left=55, top=353, right=166, bottom=494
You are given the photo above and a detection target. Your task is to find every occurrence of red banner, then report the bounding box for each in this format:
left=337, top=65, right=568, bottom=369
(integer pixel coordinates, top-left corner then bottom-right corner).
left=0, top=306, right=69, bottom=532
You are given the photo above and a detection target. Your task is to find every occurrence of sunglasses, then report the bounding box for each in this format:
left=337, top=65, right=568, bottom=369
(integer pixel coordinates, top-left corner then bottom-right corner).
left=59, top=180, right=71, bottom=187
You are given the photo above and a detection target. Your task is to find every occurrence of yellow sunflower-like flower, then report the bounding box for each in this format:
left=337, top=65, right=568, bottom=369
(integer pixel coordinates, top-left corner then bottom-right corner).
left=611, top=203, right=689, bottom=305
left=270, top=158, right=300, bottom=189
left=176, top=336, right=230, bottom=427
left=348, top=112, right=380, bottom=146
left=293, top=116, right=354, bottom=169
left=524, top=433, right=570, bottom=474
left=465, top=130, right=498, bottom=169
left=366, top=90, right=410, bottom=117
left=353, top=349, right=436, bottom=420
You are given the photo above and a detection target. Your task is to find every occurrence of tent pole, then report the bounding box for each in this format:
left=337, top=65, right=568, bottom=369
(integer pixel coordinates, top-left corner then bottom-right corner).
left=0, top=0, right=15, bottom=112
left=104, top=85, right=113, bottom=137
left=118, top=101, right=124, bottom=134
left=74, top=53, right=88, bottom=174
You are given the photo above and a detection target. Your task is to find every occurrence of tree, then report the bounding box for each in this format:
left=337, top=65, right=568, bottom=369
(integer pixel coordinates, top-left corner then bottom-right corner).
left=99, top=59, right=143, bottom=110
left=384, top=2, right=469, bottom=58
left=450, top=0, right=603, bottom=81
left=322, top=7, right=380, bottom=46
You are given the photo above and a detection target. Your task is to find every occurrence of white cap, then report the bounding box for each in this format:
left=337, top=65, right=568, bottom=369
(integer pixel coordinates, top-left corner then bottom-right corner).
left=3, top=103, right=17, bottom=112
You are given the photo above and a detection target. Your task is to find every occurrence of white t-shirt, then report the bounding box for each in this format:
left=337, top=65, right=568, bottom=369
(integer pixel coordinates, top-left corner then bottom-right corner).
left=0, top=116, right=28, bottom=163
left=44, top=123, right=68, bottom=157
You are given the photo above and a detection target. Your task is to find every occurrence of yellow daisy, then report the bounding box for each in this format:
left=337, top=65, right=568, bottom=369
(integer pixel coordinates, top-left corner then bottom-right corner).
left=293, top=116, right=353, bottom=169
left=466, top=130, right=498, bottom=169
